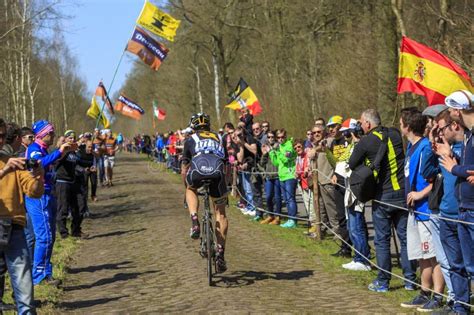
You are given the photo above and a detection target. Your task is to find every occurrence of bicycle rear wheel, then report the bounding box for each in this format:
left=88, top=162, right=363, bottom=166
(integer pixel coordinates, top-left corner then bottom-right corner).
left=206, top=218, right=213, bottom=286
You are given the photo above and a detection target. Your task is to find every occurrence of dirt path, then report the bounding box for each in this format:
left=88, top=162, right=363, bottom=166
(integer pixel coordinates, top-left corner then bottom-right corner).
left=57, top=154, right=402, bottom=314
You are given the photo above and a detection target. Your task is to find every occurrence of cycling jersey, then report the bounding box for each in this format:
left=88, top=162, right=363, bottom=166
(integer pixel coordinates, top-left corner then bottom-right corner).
left=182, top=131, right=227, bottom=198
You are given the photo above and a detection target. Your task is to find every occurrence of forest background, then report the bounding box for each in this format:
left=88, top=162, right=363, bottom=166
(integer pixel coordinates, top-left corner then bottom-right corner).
left=0, top=0, right=472, bottom=137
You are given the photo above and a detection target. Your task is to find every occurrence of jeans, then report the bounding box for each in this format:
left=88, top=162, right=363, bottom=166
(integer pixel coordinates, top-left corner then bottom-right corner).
left=458, top=209, right=474, bottom=276
left=25, top=194, right=56, bottom=285
left=240, top=172, right=255, bottom=210
left=301, top=186, right=315, bottom=223
left=440, top=218, right=470, bottom=314
left=429, top=213, right=454, bottom=301
left=264, top=178, right=281, bottom=215
left=4, top=228, right=35, bottom=314
left=280, top=178, right=297, bottom=218
left=347, top=206, right=370, bottom=264
left=372, top=191, right=416, bottom=287
left=24, top=210, right=35, bottom=261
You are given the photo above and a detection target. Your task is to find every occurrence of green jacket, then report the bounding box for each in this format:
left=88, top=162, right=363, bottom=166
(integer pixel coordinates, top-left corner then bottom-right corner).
left=269, top=138, right=296, bottom=181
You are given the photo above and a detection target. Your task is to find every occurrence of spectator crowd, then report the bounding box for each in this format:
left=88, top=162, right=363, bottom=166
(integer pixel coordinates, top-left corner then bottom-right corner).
left=0, top=118, right=118, bottom=314
left=142, top=92, right=473, bottom=314
left=2, top=88, right=473, bottom=314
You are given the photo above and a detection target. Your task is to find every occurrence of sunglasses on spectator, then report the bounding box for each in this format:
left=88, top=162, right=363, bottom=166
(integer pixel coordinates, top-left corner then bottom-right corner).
left=438, top=122, right=453, bottom=133
left=294, top=145, right=303, bottom=149
left=23, top=135, right=34, bottom=140
left=253, top=127, right=260, bottom=131
left=312, top=131, right=322, bottom=134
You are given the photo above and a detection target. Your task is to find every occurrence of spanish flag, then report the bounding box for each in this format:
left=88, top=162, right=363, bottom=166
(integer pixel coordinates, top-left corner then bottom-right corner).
left=136, top=1, right=181, bottom=42
left=397, top=36, right=473, bottom=105
left=87, top=96, right=110, bottom=128
left=226, top=78, right=263, bottom=115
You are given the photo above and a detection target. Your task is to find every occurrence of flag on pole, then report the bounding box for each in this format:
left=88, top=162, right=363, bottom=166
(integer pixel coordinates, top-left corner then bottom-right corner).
left=136, top=1, right=181, bottom=42
left=114, top=94, right=145, bottom=120
left=87, top=96, right=110, bottom=128
left=94, top=82, right=116, bottom=126
left=95, top=81, right=114, bottom=114
left=397, top=36, right=473, bottom=105
left=153, top=103, right=166, bottom=120
left=126, top=27, right=169, bottom=71
left=226, top=78, right=263, bottom=115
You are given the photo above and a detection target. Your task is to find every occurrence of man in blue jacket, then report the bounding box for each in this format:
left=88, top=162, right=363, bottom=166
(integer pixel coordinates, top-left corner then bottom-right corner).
left=441, top=90, right=474, bottom=314
left=25, top=120, right=73, bottom=286
left=431, top=109, right=470, bottom=314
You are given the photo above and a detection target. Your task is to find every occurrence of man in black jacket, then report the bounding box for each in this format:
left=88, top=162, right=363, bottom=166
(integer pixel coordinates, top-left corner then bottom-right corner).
left=348, top=109, right=416, bottom=293
left=55, top=130, right=80, bottom=239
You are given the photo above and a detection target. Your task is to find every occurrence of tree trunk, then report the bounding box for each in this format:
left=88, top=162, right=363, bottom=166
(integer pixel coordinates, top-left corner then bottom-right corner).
left=212, top=52, right=221, bottom=127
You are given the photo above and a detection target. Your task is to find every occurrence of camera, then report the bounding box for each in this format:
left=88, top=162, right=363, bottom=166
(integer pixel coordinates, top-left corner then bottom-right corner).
left=25, top=158, right=39, bottom=170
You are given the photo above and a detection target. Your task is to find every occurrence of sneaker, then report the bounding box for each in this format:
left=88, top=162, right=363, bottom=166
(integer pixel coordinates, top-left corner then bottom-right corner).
left=245, top=210, right=256, bottom=216
left=260, top=216, right=274, bottom=224
left=280, top=219, right=296, bottom=228
left=368, top=280, right=389, bottom=293
left=331, top=248, right=352, bottom=258
left=400, top=292, right=431, bottom=308
left=269, top=217, right=280, bottom=225
left=416, top=296, right=443, bottom=312
left=190, top=216, right=200, bottom=239
left=343, top=261, right=371, bottom=271
left=0, top=301, right=16, bottom=311
left=252, top=215, right=262, bottom=222
left=215, top=250, right=227, bottom=273
left=342, top=261, right=356, bottom=269
left=404, top=283, right=417, bottom=291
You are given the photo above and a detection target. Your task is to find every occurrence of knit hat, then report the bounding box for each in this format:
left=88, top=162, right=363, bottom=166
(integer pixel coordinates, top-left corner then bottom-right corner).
left=445, top=90, right=474, bottom=110
left=32, top=120, right=54, bottom=140
left=327, top=115, right=343, bottom=126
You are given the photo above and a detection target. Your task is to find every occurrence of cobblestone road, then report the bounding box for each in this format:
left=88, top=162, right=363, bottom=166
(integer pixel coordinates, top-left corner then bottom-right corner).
left=57, top=154, right=404, bottom=314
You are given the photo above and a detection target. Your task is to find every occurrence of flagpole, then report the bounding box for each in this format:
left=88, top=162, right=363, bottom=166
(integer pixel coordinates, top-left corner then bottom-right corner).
left=95, top=50, right=126, bottom=129
left=94, top=1, right=146, bottom=129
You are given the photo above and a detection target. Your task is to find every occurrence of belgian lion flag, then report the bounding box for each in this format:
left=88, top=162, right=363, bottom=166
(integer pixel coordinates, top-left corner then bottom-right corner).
left=136, top=1, right=180, bottom=42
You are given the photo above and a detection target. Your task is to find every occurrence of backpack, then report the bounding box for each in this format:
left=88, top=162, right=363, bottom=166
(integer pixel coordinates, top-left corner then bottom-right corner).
left=349, top=132, right=388, bottom=203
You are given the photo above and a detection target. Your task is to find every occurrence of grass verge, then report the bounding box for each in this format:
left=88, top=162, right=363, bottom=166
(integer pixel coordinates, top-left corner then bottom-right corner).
left=228, top=196, right=420, bottom=308
left=3, top=232, right=79, bottom=314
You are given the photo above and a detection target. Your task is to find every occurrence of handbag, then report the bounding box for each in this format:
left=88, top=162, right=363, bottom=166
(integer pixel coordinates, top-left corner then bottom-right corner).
left=349, top=133, right=388, bottom=203
left=428, top=173, right=444, bottom=211
left=0, top=218, right=13, bottom=250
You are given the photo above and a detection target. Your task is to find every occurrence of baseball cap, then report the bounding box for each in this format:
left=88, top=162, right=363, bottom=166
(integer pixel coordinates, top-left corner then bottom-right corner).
left=422, top=104, right=448, bottom=118
left=339, top=118, right=358, bottom=131
left=445, top=90, right=474, bottom=110
left=327, top=115, right=343, bottom=126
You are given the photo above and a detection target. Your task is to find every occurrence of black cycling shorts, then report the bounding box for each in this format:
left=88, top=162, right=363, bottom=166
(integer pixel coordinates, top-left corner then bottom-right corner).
left=185, top=154, right=227, bottom=198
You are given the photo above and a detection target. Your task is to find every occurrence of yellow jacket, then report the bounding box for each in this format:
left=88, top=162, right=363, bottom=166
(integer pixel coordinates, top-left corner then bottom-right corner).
left=0, top=156, right=44, bottom=226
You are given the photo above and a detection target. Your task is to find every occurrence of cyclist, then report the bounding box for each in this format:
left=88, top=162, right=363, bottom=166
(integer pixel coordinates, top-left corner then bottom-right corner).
left=181, top=113, right=228, bottom=273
